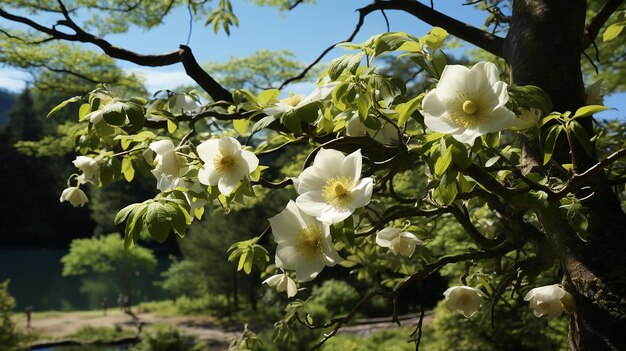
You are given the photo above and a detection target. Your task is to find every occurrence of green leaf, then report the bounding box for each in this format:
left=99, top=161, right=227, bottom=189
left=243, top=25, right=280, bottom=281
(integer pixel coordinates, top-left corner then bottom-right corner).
left=103, top=105, right=125, bottom=126
left=125, top=106, right=145, bottom=131
left=434, top=171, right=458, bottom=206
left=47, top=96, right=81, bottom=118
left=431, top=50, right=448, bottom=78
left=508, top=85, right=553, bottom=115
left=434, top=146, right=453, bottom=178
left=78, top=103, right=91, bottom=121
left=421, top=27, right=448, bottom=50
left=603, top=23, right=625, bottom=42
left=257, top=89, right=280, bottom=106
left=373, top=32, right=409, bottom=57
left=568, top=211, right=589, bottom=241
left=449, top=141, right=472, bottom=169
left=233, top=118, right=250, bottom=135
left=328, top=52, right=364, bottom=80
left=167, top=119, right=178, bottom=133
left=485, top=132, right=500, bottom=148
left=251, top=115, right=278, bottom=134
left=572, top=105, right=608, bottom=119
left=114, top=203, right=141, bottom=225
left=540, top=112, right=563, bottom=127
left=281, top=110, right=301, bottom=133
left=293, top=101, right=322, bottom=124
left=543, top=125, right=563, bottom=165
left=170, top=206, right=188, bottom=238
left=121, top=156, right=135, bottom=182
left=125, top=204, right=147, bottom=248
left=395, top=95, right=422, bottom=127
left=145, top=202, right=177, bottom=243
left=569, top=121, right=593, bottom=157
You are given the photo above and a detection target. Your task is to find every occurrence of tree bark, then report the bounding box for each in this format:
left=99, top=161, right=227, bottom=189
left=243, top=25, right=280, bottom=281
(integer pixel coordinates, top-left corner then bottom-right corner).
left=505, top=1, right=626, bottom=350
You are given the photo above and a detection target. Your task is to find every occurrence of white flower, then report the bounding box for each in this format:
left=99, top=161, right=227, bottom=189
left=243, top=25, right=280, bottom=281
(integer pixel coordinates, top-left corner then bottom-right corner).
left=196, top=136, right=259, bottom=196
left=511, top=108, right=542, bottom=131
left=585, top=79, right=604, bottom=105
left=268, top=201, right=342, bottom=282
left=524, top=284, right=576, bottom=320
left=443, top=286, right=487, bottom=318
left=294, top=148, right=373, bottom=224
left=73, top=156, right=99, bottom=184
left=60, top=186, right=88, bottom=207
left=174, top=94, right=202, bottom=114
left=422, top=62, right=516, bottom=145
left=346, top=117, right=399, bottom=145
left=263, top=82, right=338, bottom=116
left=149, top=140, right=188, bottom=191
left=375, top=227, right=423, bottom=257
left=263, top=272, right=298, bottom=298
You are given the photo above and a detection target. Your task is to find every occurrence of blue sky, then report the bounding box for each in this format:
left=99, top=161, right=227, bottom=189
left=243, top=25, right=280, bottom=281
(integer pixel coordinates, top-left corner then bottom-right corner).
left=0, top=0, right=623, bottom=118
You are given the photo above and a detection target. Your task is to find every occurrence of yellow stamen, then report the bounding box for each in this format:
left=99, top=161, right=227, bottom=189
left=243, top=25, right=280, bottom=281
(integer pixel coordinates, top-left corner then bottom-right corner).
left=214, top=153, right=236, bottom=172
left=321, top=176, right=353, bottom=207
left=462, top=100, right=477, bottom=115
left=282, top=94, right=304, bottom=107
left=295, top=225, right=323, bottom=260
left=449, top=95, right=484, bottom=128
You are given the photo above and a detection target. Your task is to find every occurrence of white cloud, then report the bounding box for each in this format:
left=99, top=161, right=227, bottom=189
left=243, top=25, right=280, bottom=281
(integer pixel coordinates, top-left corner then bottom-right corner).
left=0, top=68, right=30, bottom=92
left=124, top=68, right=197, bottom=93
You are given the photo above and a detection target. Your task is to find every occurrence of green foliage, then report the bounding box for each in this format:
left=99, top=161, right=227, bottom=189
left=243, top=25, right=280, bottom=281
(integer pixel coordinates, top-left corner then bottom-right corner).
left=420, top=298, right=568, bottom=351
left=160, top=259, right=205, bottom=298
left=205, top=50, right=319, bottom=92
left=130, top=325, right=207, bottom=351
left=0, top=281, right=28, bottom=351
left=0, top=39, right=144, bottom=96
left=61, top=234, right=157, bottom=277
left=174, top=294, right=231, bottom=317
left=308, top=280, right=359, bottom=316
left=325, top=327, right=415, bottom=351
left=66, top=325, right=134, bottom=343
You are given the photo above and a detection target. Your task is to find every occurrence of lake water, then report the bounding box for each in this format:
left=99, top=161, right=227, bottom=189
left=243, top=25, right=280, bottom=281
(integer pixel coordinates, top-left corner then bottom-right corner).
left=0, top=248, right=173, bottom=311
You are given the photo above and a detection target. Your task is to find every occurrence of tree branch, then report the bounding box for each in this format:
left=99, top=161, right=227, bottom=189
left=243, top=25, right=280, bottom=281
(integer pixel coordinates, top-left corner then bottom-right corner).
left=584, top=0, right=626, bottom=49
left=179, top=45, right=232, bottom=102
left=447, top=205, right=499, bottom=248
left=365, top=0, right=505, bottom=57
left=278, top=0, right=368, bottom=89
left=1, top=3, right=235, bottom=101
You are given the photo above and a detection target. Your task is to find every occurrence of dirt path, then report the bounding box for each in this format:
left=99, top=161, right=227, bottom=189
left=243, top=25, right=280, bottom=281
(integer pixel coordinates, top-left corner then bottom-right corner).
left=15, top=310, right=241, bottom=349
left=14, top=310, right=434, bottom=350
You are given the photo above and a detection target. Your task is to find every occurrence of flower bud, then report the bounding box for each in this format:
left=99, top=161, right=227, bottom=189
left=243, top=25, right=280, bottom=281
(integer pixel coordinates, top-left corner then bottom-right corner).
left=443, top=286, right=486, bottom=318
left=60, top=186, right=88, bottom=207
left=524, top=284, right=576, bottom=320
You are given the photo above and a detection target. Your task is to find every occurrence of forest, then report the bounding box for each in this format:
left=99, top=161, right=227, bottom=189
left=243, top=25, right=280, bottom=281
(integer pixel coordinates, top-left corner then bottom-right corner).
left=1, top=1, right=625, bottom=351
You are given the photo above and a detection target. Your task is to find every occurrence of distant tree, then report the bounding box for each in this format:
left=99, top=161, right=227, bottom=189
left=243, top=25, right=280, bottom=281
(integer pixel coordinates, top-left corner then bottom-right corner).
left=2, top=1, right=626, bottom=350
left=61, top=234, right=157, bottom=307
left=0, top=281, right=27, bottom=351
left=159, top=258, right=205, bottom=299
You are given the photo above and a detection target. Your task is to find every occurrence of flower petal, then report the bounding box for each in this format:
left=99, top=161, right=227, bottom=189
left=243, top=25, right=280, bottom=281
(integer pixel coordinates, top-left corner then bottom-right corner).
left=296, top=191, right=327, bottom=217
left=349, top=177, right=373, bottom=209
left=217, top=174, right=240, bottom=195
left=318, top=205, right=352, bottom=224
left=240, top=150, right=259, bottom=174
left=376, top=227, right=400, bottom=247
left=196, top=139, right=220, bottom=163
left=294, top=167, right=327, bottom=195
left=340, top=149, right=363, bottom=182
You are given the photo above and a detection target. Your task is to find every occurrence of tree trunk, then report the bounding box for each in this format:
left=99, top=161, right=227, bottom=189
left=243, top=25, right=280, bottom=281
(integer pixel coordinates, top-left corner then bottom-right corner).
left=505, top=1, right=626, bottom=350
